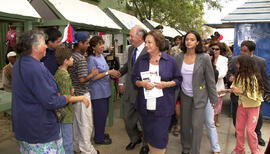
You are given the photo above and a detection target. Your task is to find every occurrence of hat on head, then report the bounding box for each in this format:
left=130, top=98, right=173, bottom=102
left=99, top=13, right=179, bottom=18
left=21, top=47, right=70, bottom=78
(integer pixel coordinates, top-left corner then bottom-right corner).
left=74, top=31, right=90, bottom=43
left=7, top=51, right=16, bottom=58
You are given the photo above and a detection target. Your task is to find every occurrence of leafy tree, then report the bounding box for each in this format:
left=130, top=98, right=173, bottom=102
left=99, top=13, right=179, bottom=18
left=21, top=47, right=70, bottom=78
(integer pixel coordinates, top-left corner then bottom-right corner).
left=124, top=0, right=224, bottom=36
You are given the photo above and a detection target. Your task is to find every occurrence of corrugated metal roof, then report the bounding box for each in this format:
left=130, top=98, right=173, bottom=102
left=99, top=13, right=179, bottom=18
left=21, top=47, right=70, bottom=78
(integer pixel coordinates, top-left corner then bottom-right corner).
left=0, top=0, right=40, bottom=18
left=145, top=19, right=182, bottom=38
left=222, top=0, right=270, bottom=23
left=108, top=8, right=149, bottom=31
left=205, top=23, right=237, bottom=28
left=48, top=0, right=121, bottom=30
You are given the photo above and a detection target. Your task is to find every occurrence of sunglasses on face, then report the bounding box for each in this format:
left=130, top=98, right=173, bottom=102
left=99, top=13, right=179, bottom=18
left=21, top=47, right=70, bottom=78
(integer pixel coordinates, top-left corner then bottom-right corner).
left=212, top=48, right=220, bottom=51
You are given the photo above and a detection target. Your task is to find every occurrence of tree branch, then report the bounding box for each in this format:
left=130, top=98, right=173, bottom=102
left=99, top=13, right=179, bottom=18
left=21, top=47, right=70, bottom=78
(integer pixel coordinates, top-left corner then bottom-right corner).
left=132, top=0, right=144, bottom=20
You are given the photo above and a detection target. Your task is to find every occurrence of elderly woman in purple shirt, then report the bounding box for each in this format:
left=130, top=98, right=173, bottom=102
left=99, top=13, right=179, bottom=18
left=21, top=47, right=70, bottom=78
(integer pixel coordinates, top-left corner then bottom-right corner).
left=132, top=30, right=182, bottom=154
left=12, top=30, right=69, bottom=153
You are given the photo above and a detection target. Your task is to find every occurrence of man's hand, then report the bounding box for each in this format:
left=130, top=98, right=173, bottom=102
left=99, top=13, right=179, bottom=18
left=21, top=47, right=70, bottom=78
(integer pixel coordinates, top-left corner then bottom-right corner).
left=109, top=70, right=120, bottom=78
left=118, top=85, right=125, bottom=94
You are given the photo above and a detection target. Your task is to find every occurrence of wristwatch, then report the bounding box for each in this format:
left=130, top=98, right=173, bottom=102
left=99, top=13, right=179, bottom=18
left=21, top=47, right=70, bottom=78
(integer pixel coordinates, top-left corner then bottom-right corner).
left=105, top=71, right=109, bottom=76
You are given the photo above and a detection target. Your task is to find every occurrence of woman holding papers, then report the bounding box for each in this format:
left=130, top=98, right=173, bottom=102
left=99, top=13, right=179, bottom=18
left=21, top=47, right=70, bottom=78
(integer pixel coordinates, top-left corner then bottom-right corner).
left=175, top=30, right=218, bottom=154
left=132, top=30, right=182, bottom=154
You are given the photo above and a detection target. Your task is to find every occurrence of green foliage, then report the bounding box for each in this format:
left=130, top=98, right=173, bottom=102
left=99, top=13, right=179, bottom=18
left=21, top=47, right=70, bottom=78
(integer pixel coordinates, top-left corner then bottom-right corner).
left=125, top=0, right=223, bottom=35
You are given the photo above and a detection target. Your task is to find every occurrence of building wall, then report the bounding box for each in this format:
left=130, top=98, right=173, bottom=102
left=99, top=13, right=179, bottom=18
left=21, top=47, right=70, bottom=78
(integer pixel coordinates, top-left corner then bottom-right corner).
left=234, top=23, right=270, bottom=119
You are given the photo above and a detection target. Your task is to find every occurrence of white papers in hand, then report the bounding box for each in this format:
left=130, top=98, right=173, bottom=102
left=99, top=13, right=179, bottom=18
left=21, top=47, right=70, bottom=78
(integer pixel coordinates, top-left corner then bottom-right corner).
left=140, top=71, right=163, bottom=100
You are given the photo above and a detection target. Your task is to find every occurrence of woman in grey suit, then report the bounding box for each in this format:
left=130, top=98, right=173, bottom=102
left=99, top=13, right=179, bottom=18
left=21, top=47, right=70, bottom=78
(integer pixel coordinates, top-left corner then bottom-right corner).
left=175, top=31, right=218, bottom=154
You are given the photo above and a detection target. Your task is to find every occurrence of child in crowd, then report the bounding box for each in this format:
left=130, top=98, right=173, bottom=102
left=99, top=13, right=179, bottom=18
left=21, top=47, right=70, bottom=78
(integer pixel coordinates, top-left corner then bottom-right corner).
left=221, top=55, right=264, bottom=154
left=54, top=46, right=90, bottom=154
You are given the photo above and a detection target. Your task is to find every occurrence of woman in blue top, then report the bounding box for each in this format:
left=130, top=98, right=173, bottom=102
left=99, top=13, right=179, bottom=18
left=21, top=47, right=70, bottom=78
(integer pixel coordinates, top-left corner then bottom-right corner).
left=132, top=30, right=182, bottom=154
left=12, top=30, right=69, bottom=153
left=87, top=36, right=120, bottom=145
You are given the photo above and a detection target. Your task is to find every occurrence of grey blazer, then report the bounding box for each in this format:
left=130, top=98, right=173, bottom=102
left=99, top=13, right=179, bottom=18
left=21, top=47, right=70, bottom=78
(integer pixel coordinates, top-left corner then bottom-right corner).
left=119, top=45, right=147, bottom=103
left=227, top=55, right=270, bottom=97
left=175, top=52, right=218, bottom=108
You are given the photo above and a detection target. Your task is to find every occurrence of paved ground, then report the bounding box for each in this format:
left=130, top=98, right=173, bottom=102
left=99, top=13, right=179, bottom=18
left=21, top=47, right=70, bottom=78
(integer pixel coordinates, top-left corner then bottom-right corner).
left=0, top=94, right=269, bottom=154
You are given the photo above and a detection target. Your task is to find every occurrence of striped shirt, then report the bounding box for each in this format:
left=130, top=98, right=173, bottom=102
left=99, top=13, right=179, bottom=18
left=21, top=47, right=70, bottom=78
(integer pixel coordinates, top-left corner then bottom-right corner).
left=68, top=50, right=89, bottom=96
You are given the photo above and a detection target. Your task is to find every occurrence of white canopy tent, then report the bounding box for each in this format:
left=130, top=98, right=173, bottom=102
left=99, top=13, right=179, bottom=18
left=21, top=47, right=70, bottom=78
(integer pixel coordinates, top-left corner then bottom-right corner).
left=0, top=0, right=40, bottom=18
left=47, top=0, right=121, bottom=30
left=145, top=19, right=182, bottom=38
left=107, top=8, right=149, bottom=31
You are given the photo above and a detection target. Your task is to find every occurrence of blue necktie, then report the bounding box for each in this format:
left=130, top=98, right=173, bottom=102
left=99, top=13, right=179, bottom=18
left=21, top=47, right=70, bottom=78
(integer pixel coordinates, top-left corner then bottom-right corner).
left=131, top=48, right=137, bottom=66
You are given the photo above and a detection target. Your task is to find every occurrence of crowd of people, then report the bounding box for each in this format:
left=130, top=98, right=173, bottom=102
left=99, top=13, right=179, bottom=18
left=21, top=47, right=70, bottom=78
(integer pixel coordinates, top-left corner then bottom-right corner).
left=2, top=25, right=269, bottom=154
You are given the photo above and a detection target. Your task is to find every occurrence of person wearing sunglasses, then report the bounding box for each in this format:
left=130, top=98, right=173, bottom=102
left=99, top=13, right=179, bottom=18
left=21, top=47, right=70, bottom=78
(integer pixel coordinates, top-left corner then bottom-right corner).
left=209, top=42, right=228, bottom=127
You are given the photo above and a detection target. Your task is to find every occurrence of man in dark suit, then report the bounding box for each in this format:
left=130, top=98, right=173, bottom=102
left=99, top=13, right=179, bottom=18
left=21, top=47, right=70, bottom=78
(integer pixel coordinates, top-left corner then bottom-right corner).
left=119, top=25, right=148, bottom=154
left=228, top=40, right=270, bottom=146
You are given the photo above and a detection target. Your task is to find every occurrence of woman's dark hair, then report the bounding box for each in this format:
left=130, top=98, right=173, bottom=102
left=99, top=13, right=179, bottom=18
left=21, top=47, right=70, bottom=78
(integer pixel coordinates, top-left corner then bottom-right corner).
left=144, top=30, right=165, bottom=51
left=16, top=30, right=46, bottom=56
left=55, top=46, right=73, bottom=66
left=235, top=55, right=264, bottom=95
left=174, top=35, right=182, bottom=42
left=214, top=31, right=220, bottom=38
left=87, top=36, right=104, bottom=57
left=209, top=42, right=226, bottom=56
left=207, top=48, right=216, bottom=69
left=181, top=30, right=203, bottom=54
left=44, top=27, right=62, bottom=44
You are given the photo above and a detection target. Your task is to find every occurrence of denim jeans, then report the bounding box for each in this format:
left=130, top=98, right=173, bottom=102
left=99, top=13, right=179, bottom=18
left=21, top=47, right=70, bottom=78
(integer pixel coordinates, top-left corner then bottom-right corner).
left=205, top=100, right=220, bottom=152
left=60, top=123, right=74, bottom=154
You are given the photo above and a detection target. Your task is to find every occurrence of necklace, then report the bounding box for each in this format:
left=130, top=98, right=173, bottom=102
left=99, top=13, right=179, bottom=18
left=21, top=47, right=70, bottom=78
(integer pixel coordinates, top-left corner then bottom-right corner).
left=150, top=53, right=161, bottom=64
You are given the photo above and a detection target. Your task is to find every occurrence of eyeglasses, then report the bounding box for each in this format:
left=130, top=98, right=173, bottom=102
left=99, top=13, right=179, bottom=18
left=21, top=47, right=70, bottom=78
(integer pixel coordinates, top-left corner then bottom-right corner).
left=212, top=48, right=220, bottom=51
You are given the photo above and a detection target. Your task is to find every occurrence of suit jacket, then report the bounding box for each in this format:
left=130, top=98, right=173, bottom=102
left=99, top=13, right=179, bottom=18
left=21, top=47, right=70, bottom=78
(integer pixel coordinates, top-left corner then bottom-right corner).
left=227, top=55, right=270, bottom=97
left=175, top=52, right=218, bottom=108
left=119, top=45, right=147, bottom=103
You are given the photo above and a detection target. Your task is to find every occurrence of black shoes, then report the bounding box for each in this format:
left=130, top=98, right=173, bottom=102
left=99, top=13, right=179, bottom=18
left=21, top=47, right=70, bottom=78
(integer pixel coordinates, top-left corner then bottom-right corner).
left=139, top=145, right=149, bottom=154
left=125, top=138, right=142, bottom=150
left=258, top=138, right=265, bottom=146
left=95, top=134, right=112, bottom=145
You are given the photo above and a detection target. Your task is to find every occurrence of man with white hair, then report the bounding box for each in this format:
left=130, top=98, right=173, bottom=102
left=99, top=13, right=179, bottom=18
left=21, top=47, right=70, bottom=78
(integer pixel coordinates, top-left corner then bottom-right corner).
left=119, top=25, right=149, bottom=154
left=2, top=51, right=16, bottom=92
